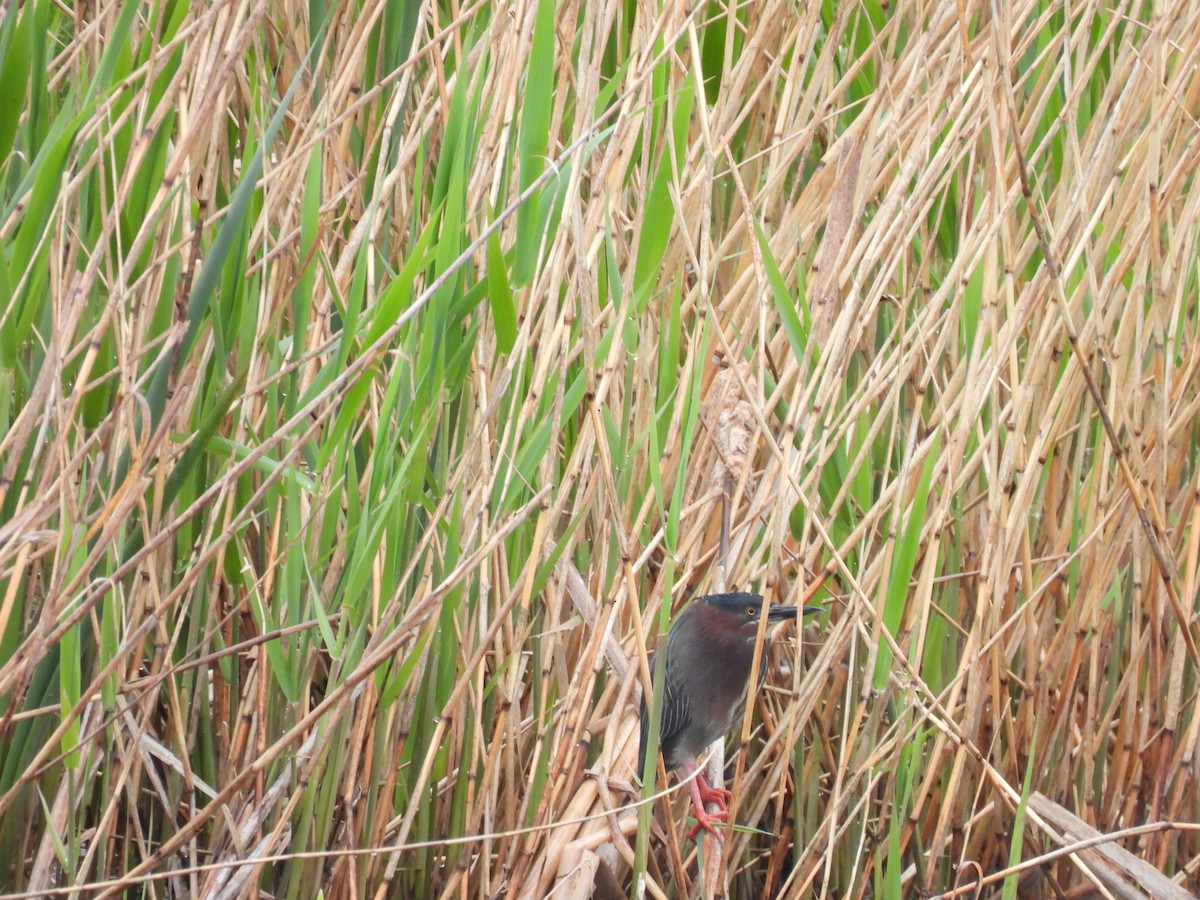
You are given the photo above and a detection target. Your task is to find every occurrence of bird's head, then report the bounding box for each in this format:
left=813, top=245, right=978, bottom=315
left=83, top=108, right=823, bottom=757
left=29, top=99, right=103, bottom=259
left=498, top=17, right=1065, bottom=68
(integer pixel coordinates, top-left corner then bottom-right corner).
left=697, top=592, right=822, bottom=641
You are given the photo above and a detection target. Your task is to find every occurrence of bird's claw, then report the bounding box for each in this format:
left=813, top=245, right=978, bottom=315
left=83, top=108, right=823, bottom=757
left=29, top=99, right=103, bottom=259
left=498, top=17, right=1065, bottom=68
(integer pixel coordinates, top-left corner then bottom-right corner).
left=687, top=807, right=728, bottom=842
left=698, top=784, right=733, bottom=811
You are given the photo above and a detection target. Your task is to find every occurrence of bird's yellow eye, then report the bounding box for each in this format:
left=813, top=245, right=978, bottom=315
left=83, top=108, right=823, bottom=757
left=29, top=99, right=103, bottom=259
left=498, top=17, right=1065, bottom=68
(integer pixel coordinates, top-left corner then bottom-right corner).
left=746, top=607, right=756, bottom=616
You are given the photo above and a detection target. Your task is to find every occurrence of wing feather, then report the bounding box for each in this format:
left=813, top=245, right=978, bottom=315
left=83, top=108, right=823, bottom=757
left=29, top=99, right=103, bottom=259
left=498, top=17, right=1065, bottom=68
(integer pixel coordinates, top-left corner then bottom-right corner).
left=637, top=646, right=694, bottom=775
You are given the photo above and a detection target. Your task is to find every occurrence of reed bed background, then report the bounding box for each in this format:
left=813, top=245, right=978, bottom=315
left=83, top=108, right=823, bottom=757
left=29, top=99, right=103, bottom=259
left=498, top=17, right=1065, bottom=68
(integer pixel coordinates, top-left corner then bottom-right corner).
left=2, top=0, right=1200, bottom=896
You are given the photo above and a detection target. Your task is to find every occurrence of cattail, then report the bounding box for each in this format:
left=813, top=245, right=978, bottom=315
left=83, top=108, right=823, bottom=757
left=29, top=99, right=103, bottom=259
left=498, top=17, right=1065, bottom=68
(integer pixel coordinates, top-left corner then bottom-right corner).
left=705, top=359, right=759, bottom=497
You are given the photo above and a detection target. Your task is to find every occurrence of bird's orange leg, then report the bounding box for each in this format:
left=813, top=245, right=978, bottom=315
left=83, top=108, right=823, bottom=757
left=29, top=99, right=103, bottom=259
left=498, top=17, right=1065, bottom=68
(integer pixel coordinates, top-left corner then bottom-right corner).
left=681, top=761, right=727, bottom=841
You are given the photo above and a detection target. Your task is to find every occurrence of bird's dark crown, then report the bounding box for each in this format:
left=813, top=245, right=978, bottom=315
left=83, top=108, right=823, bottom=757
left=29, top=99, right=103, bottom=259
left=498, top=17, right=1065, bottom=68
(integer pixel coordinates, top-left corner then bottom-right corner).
left=702, top=591, right=767, bottom=619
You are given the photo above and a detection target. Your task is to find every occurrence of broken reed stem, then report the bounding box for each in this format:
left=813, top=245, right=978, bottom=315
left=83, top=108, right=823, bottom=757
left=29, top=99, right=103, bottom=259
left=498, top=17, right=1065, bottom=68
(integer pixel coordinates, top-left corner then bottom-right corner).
left=703, top=361, right=763, bottom=895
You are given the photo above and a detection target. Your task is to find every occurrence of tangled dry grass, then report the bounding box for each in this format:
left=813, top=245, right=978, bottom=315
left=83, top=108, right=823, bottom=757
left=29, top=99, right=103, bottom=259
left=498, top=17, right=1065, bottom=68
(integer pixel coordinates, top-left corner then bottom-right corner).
left=2, top=0, right=1200, bottom=897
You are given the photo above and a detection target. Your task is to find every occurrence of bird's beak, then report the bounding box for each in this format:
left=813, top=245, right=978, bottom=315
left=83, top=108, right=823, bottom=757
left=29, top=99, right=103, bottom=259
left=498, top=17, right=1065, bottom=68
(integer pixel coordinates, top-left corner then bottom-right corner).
left=765, top=604, right=823, bottom=621
left=763, top=602, right=820, bottom=624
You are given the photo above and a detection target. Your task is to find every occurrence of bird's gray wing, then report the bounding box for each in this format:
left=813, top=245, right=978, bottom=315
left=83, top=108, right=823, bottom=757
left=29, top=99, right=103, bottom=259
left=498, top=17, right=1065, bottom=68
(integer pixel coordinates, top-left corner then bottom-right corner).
left=637, top=646, right=693, bottom=775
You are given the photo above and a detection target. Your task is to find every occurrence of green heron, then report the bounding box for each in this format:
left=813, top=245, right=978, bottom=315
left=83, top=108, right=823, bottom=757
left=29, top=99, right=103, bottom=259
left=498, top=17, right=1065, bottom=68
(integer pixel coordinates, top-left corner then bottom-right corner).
left=638, top=591, right=820, bottom=840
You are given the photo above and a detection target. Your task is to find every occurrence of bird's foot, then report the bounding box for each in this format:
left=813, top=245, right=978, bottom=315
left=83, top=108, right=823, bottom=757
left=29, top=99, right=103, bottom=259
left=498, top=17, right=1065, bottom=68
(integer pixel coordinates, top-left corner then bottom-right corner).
left=696, top=780, right=733, bottom=812
left=682, top=763, right=733, bottom=840
left=686, top=806, right=728, bottom=842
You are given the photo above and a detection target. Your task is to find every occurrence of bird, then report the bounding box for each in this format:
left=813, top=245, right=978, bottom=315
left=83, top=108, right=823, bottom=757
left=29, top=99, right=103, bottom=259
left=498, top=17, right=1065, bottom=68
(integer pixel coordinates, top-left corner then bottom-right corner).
left=637, top=591, right=821, bottom=840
